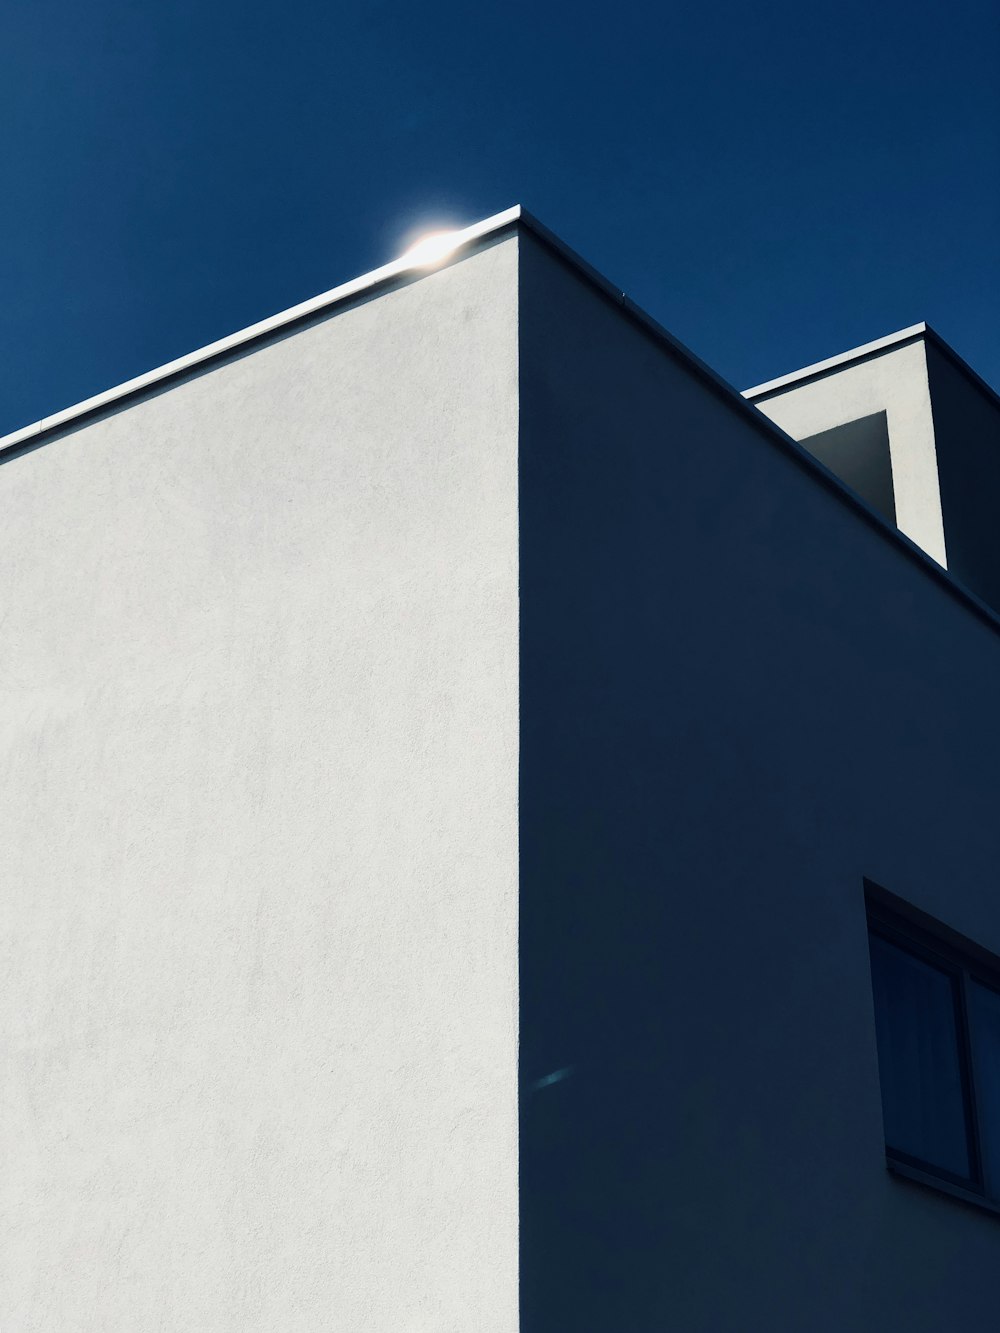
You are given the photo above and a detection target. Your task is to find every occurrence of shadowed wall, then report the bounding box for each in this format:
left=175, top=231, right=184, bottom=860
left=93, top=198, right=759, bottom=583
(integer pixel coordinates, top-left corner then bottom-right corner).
left=927, top=345, right=1000, bottom=613
left=518, top=231, right=1000, bottom=1333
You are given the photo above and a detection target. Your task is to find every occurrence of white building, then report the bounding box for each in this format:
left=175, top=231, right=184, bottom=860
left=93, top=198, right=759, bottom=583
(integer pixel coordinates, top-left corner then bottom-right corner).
left=3, top=208, right=999, bottom=1331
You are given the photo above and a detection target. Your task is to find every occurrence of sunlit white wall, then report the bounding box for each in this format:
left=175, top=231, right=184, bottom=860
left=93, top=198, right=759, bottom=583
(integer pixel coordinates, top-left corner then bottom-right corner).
left=0, top=238, right=520, bottom=1333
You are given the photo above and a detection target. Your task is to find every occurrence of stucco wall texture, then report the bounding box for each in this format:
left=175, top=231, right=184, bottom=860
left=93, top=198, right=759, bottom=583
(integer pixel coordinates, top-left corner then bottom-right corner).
left=1, top=240, right=520, bottom=1331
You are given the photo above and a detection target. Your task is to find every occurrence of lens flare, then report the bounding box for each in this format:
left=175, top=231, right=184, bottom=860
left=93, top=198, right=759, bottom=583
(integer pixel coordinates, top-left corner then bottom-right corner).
left=400, top=230, right=463, bottom=268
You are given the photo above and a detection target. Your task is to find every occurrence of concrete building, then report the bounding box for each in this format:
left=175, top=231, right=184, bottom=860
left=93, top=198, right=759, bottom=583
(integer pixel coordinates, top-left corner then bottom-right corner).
left=746, top=322, right=1000, bottom=611
left=2, top=207, right=999, bottom=1331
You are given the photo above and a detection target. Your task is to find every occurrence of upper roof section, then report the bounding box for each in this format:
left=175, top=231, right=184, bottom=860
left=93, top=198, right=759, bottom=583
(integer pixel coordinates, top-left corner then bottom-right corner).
left=0, top=208, right=526, bottom=460
left=745, top=326, right=1000, bottom=614
left=745, top=323, right=930, bottom=400
left=0, top=203, right=739, bottom=468
left=4, top=204, right=1000, bottom=630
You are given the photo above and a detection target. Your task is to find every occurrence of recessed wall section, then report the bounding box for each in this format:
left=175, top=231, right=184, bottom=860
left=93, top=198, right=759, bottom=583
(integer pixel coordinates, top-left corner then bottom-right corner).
left=799, top=410, right=895, bottom=523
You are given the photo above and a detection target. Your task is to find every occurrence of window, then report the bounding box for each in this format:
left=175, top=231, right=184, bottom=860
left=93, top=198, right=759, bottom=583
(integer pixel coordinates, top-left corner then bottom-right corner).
left=866, top=886, right=1000, bottom=1213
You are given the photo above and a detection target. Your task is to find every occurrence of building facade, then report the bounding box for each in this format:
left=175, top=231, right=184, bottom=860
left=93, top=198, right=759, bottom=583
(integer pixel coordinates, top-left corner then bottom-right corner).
left=2, top=209, right=999, bottom=1330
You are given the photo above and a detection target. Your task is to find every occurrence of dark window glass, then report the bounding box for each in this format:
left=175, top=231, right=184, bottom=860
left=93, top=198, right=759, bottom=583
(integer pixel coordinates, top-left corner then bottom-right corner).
left=869, top=933, right=970, bottom=1179
left=968, top=980, right=1000, bottom=1198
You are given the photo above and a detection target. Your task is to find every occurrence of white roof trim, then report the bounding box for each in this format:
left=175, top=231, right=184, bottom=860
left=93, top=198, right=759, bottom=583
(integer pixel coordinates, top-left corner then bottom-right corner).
left=743, top=322, right=928, bottom=400
left=0, top=205, right=523, bottom=456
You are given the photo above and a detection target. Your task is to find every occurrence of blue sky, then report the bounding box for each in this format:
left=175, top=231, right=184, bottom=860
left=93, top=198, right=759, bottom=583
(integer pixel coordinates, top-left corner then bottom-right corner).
left=2, top=0, right=997, bottom=434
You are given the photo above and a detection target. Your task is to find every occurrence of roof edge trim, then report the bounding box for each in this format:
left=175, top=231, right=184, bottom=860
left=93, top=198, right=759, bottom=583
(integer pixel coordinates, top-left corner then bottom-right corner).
left=5, top=204, right=1000, bottom=643
left=515, top=218, right=1000, bottom=644
left=0, top=205, right=523, bottom=457
left=743, top=323, right=928, bottom=399
left=744, top=322, right=1000, bottom=417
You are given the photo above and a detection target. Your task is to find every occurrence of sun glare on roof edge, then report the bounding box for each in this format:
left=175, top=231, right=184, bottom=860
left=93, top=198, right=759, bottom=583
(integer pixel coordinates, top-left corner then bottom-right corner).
left=399, top=229, right=464, bottom=268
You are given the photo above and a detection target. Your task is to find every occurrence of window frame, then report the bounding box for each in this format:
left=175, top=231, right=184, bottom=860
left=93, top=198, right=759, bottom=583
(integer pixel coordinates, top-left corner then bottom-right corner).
left=865, top=881, right=1000, bottom=1217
